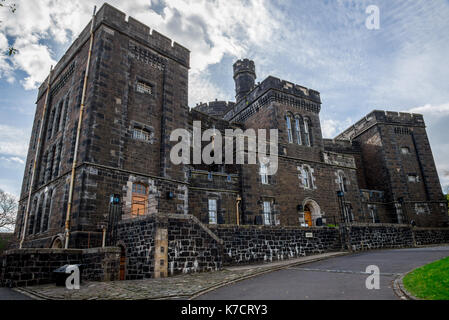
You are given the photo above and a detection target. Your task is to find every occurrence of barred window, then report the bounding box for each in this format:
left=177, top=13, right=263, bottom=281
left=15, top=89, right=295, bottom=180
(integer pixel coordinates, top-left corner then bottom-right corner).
left=208, top=199, right=217, bottom=225
left=132, top=128, right=151, bottom=142
left=136, top=81, right=152, bottom=95
left=263, top=201, right=272, bottom=226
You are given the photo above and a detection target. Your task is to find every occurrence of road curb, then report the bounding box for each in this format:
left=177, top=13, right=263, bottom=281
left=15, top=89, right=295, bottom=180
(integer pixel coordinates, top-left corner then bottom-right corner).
left=189, top=252, right=350, bottom=300
left=393, top=272, right=421, bottom=301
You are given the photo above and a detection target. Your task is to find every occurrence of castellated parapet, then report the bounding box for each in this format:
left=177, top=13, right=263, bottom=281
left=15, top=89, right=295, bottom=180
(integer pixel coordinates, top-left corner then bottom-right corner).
left=37, top=2, right=190, bottom=100
left=194, top=100, right=236, bottom=118
left=336, top=110, right=426, bottom=141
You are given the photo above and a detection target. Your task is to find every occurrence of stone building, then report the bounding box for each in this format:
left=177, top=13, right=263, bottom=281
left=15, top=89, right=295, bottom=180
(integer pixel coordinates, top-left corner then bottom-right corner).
left=13, top=3, right=448, bottom=250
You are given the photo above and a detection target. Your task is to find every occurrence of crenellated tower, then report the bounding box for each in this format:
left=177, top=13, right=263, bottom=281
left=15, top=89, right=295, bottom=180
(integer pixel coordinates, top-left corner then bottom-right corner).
left=233, top=59, right=256, bottom=103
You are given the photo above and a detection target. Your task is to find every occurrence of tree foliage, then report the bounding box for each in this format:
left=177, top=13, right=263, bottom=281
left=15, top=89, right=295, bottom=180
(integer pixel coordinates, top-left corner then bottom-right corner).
left=0, top=0, right=17, bottom=56
left=0, top=189, right=17, bottom=232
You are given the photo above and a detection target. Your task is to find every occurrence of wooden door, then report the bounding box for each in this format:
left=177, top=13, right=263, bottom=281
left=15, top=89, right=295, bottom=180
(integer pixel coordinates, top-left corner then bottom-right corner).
left=119, top=248, right=126, bottom=281
left=305, top=211, right=313, bottom=227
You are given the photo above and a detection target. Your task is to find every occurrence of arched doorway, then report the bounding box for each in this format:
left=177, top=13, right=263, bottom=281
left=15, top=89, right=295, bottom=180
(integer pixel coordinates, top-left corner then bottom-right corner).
left=119, top=246, right=126, bottom=281
left=303, top=199, right=322, bottom=227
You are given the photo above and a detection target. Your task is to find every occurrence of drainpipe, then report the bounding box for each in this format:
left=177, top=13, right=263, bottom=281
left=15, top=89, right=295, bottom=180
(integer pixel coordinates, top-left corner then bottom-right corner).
left=236, top=194, right=242, bottom=226
left=64, top=6, right=97, bottom=249
left=20, top=66, right=54, bottom=249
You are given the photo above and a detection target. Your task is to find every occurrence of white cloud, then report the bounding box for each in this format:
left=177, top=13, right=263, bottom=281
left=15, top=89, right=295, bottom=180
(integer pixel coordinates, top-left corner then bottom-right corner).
left=321, top=117, right=353, bottom=139
left=0, top=156, right=25, bottom=165
left=0, top=0, right=280, bottom=104
left=408, top=102, right=449, bottom=117
left=0, top=124, right=30, bottom=158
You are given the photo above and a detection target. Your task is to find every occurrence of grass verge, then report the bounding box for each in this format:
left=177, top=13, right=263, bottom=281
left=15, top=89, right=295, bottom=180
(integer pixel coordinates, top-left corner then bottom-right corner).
left=403, top=256, right=449, bottom=300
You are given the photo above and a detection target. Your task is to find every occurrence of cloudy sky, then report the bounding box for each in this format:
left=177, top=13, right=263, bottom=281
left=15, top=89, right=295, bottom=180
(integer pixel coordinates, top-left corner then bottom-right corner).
left=0, top=0, right=449, bottom=198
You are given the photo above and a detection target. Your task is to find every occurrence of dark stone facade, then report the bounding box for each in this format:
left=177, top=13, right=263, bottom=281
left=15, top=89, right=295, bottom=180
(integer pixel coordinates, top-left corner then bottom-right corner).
left=13, top=3, right=448, bottom=254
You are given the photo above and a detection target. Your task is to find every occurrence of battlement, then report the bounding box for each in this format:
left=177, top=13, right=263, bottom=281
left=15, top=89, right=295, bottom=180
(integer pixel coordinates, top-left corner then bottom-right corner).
left=38, top=3, right=190, bottom=98
left=335, top=110, right=426, bottom=140
left=194, top=100, right=236, bottom=118
left=233, top=59, right=256, bottom=78
left=224, top=75, right=322, bottom=122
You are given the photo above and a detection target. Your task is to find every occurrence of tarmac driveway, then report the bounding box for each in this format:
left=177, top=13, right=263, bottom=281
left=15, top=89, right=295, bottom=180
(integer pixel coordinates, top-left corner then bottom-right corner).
left=196, top=246, right=449, bottom=300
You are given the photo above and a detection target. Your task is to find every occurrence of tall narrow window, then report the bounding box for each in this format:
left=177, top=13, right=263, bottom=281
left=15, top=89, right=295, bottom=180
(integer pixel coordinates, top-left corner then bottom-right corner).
left=263, top=201, right=272, bottom=226
left=302, top=167, right=312, bottom=189
left=304, top=119, right=311, bottom=147
left=208, top=199, right=217, bottom=225
left=338, top=172, right=348, bottom=192
left=260, top=162, right=269, bottom=185
left=286, top=115, right=293, bottom=143
left=295, top=117, right=302, bottom=145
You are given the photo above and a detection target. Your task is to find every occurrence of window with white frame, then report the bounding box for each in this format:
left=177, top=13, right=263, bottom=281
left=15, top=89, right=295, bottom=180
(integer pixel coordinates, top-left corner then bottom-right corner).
left=408, top=174, right=419, bottom=183
left=260, top=162, right=269, bottom=185
left=136, top=81, right=153, bottom=95
left=302, top=166, right=313, bottom=189
left=208, top=199, right=217, bottom=224
left=263, top=201, right=272, bottom=226
left=286, top=115, right=293, bottom=143
left=132, top=127, right=151, bottom=142
left=295, top=117, right=302, bottom=145
left=338, top=172, right=348, bottom=192
left=304, top=119, right=311, bottom=147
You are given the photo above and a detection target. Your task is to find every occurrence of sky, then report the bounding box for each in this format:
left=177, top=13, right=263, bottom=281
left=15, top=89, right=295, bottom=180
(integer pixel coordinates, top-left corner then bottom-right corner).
left=0, top=0, right=449, bottom=199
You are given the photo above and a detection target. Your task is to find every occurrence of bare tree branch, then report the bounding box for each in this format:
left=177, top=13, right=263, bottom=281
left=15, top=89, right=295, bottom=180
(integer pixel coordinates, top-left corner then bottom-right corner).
left=0, top=189, right=17, bottom=232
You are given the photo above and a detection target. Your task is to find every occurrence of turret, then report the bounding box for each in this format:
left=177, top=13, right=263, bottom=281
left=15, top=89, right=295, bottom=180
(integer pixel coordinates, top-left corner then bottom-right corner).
left=233, top=59, right=256, bottom=103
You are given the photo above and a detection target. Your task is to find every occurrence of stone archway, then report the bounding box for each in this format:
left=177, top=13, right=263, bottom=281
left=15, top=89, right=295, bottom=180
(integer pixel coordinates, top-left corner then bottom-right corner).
left=303, top=199, right=322, bottom=227
left=50, top=235, right=64, bottom=249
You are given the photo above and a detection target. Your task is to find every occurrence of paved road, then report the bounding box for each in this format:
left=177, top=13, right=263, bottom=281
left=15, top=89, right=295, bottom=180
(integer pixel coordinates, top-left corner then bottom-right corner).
left=197, top=246, right=449, bottom=300
left=0, top=288, right=33, bottom=300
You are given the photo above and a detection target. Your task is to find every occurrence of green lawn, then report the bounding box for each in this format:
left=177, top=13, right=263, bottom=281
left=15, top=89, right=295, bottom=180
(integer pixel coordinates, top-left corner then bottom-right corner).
left=403, top=256, right=449, bottom=300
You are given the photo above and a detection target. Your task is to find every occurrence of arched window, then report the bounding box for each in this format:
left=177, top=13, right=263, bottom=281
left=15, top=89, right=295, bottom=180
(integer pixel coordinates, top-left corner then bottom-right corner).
left=304, top=119, right=311, bottom=147
left=302, top=166, right=313, bottom=189
left=132, top=183, right=147, bottom=216
left=286, top=115, right=293, bottom=143
left=338, top=172, right=349, bottom=193
left=295, top=117, right=302, bottom=145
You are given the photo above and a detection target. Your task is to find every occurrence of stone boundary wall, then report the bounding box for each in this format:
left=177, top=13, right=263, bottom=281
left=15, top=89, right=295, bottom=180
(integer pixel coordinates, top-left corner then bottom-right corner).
left=210, top=225, right=342, bottom=266
left=115, top=214, right=223, bottom=279
left=344, top=223, right=414, bottom=251
left=0, top=247, right=120, bottom=288
left=167, top=215, right=223, bottom=276
left=414, top=228, right=449, bottom=246
left=116, top=216, right=156, bottom=280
